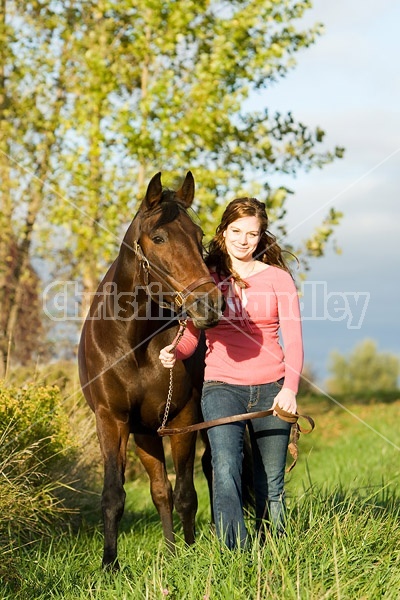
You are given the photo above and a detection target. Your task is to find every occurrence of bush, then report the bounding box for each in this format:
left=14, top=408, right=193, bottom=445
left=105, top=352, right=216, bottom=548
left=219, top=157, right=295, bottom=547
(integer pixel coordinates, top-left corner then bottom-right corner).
left=0, top=382, right=80, bottom=552
left=326, top=339, right=399, bottom=395
left=0, top=383, right=74, bottom=468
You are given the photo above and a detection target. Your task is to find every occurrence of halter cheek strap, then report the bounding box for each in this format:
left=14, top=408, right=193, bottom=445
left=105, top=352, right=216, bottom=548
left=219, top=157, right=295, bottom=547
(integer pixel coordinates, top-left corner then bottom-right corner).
left=132, top=241, right=215, bottom=312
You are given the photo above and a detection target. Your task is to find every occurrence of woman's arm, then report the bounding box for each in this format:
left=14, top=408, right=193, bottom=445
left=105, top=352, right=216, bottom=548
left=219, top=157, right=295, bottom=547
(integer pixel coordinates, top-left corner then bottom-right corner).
left=272, top=270, right=304, bottom=412
left=159, top=320, right=200, bottom=368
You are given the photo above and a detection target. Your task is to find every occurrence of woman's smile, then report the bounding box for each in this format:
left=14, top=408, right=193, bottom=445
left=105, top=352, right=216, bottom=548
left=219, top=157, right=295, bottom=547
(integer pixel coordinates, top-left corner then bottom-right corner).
left=223, top=215, right=261, bottom=262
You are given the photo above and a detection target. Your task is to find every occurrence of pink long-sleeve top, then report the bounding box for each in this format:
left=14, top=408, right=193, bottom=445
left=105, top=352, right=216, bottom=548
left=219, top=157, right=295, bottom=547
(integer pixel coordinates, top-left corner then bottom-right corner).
left=176, top=266, right=304, bottom=393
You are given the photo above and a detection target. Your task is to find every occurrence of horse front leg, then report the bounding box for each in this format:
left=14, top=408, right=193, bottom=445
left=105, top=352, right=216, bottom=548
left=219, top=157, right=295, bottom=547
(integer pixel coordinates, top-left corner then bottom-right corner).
left=96, top=408, right=130, bottom=570
left=134, top=433, right=175, bottom=551
left=170, top=430, right=198, bottom=545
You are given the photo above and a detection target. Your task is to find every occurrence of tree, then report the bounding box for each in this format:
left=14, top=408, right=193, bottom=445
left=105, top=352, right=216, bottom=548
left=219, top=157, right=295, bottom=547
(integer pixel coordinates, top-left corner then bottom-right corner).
left=0, top=237, right=47, bottom=374
left=0, top=0, right=70, bottom=373
left=45, top=0, right=344, bottom=293
left=1, top=0, right=344, bottom=364
left=326, top=339, right=400, bottom=395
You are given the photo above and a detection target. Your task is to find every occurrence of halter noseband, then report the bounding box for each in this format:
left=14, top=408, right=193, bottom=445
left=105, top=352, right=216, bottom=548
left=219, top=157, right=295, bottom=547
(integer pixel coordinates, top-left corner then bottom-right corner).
left=132, top=241, right=215, bottom=312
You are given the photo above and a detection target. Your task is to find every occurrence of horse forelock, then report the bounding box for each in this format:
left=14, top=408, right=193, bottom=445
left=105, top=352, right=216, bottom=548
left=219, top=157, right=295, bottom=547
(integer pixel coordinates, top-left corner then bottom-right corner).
left=145, top=193, right=191, bottom=230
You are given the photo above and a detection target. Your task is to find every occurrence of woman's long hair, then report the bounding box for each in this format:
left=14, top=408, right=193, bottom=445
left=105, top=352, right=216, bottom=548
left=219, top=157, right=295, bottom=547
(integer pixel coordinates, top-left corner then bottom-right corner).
left=205, top=197, right=293, bottom=285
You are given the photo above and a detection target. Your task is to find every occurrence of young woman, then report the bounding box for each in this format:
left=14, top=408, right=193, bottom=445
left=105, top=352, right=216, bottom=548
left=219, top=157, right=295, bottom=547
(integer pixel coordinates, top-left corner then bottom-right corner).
left=159, top=197, right=303, bottom=549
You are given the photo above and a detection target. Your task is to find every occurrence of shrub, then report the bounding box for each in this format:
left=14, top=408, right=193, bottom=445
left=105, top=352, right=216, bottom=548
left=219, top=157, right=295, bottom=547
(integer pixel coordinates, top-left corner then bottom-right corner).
left=0, top=382, right=79, bottom=551
left=326, top=339, right=399, bottom=395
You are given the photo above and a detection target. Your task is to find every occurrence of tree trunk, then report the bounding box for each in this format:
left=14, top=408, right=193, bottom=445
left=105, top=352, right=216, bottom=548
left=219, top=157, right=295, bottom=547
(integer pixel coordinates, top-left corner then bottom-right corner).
left=0, top=0, right=13, bottom=374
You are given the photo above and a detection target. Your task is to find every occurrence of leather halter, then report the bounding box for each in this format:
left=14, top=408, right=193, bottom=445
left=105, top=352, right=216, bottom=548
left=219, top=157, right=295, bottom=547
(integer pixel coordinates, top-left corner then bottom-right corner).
left=132, top=241, right=215, bottom=311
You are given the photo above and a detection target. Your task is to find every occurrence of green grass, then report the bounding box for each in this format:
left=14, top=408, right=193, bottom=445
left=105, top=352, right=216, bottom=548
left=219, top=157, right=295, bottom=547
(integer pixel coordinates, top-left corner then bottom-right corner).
left=2, top=398, right=400, bottom=599
left=287, top=396, right=400, bottom=495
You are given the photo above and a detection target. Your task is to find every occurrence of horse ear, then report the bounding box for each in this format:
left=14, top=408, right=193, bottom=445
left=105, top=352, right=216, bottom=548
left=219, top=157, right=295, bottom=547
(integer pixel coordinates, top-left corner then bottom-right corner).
left=143, top=172, right=163, bottom=209
left=175, top=171, right=195, bottom=208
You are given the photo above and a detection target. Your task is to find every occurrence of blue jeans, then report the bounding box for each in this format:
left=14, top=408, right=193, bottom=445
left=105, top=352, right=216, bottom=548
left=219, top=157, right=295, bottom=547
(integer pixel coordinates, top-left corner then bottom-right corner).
left=201, top=380, right=291, bottom=549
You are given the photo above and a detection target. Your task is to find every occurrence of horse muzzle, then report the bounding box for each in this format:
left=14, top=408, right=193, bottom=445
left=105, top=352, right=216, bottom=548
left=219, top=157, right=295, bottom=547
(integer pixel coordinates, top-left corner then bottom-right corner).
left=185, top=291, right=225, bottom=329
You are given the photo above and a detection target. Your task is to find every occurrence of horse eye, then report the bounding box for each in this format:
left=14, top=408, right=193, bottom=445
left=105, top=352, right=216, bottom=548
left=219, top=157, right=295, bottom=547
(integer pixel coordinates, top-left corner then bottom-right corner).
left=152, top=235, right=165, bottom=244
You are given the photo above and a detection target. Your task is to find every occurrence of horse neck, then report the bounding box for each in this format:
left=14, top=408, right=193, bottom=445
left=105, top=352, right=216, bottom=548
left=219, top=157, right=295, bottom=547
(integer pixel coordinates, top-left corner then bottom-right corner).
left=112, top=249, right=167, bottom=350
left=113, top=244, right=139, bottom=292
left=109, top=245, right=147, bottom=323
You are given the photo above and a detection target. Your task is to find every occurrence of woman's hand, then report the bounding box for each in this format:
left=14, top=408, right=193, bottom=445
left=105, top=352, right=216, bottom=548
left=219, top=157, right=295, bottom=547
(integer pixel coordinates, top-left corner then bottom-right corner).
left=272, top=387, right=297, bottom=415
left=159, top=344, right=177, bottom=369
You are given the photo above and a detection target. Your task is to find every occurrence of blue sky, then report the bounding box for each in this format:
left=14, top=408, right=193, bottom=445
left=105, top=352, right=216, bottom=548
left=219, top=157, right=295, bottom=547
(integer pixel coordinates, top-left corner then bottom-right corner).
left=256, top=0, right=400, bottom=384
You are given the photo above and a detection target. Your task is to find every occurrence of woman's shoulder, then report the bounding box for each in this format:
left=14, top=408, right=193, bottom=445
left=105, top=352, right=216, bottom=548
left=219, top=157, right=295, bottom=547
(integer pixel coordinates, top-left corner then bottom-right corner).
left=252, top=264, right=296, bottom=287
left=265, top=264, right=289, bottom=276
left=252, top=263, right=289, bottom=278
left=266, top=265, right=297, bottom=291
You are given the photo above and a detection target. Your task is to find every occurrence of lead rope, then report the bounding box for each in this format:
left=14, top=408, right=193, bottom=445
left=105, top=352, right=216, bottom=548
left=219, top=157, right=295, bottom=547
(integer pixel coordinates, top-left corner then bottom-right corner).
left=158, top=319, right=188, bottom=433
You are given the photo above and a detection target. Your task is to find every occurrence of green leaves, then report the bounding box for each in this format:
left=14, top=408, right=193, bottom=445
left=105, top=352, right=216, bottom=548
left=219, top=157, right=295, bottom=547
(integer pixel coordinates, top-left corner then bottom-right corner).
left=304, top=207, right=344, bottom=259
left=1, top=0, right=344, bottom=357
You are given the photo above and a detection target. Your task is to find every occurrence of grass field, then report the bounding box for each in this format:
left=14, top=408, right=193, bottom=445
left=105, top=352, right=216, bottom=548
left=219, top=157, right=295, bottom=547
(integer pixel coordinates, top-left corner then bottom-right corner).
left=2, top=396, right=400, bottom=599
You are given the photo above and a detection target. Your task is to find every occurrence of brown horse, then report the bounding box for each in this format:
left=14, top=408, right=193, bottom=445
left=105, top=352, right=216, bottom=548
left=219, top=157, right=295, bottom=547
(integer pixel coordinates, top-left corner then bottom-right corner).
left=78, top=172, right=223, bottom=569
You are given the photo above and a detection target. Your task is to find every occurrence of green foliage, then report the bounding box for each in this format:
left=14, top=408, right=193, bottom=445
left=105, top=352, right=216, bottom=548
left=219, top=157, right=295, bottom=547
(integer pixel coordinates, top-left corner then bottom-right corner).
left=303, top=206, right=344, bottom=259
left=0, top=381, right=81, bottom=559
left=5, top=359, right=143, bottom=481
left=326, top=339, right=400, bottom=395
left=2, top=2, right=344, bottom=289
left=0, top=0, right=67, bottom=369
left=0, top=1, right=345, bottom=364
left=0, top=383, right=74, bottom=470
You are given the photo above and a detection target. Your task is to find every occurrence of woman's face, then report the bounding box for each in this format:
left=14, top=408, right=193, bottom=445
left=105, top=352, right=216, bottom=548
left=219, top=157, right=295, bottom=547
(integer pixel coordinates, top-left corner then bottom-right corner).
left=222, top=216, right=261, bottom=262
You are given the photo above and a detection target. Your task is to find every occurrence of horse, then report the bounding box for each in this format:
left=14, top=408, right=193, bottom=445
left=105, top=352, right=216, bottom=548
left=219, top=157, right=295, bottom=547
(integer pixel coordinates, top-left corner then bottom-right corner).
left=78, top=171, right=224, bottom=569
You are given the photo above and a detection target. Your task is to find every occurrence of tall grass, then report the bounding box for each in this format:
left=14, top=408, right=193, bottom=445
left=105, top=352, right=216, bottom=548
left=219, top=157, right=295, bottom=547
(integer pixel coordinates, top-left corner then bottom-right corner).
left=0, top=379, right=99, bottom=586
left=3, top=482, right=399, bottom=599
left=1, top=388, right=399, bottom=599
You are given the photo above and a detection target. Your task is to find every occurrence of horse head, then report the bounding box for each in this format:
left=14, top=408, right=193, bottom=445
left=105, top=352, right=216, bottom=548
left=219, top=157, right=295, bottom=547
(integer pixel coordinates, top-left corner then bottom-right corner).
left=125, top=171, right=224, bottom=329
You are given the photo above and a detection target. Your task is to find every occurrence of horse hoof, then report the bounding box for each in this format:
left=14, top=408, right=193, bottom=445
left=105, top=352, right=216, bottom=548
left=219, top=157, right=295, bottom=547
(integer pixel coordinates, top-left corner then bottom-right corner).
left=102, top=558, right=120, bottom=572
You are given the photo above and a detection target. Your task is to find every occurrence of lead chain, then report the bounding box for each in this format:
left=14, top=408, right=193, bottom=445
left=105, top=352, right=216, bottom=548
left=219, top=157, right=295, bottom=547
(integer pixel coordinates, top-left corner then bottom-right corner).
left=158, top=319, right=187, bottom=432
